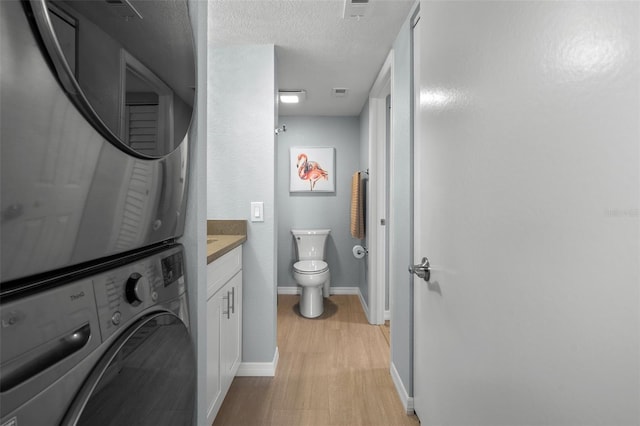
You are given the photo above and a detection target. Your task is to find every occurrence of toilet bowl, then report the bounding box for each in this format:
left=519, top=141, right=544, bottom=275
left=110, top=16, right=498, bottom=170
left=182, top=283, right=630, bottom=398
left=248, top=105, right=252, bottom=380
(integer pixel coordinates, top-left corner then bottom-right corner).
left=293, top=260, right=330, bottom=318
left=291, top=229, right=331, bottom=318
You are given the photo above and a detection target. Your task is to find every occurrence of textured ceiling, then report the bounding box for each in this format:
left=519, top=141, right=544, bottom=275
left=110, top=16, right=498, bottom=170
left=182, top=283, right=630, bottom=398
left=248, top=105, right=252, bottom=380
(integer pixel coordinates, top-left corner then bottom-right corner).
left=208, top=0, right=414, bottom=116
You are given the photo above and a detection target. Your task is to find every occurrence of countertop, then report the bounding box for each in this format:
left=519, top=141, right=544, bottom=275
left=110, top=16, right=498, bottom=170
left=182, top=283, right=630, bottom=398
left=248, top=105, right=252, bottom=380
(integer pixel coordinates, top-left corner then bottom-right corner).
left=206, top=220, right=247, bottom=264
left=206, top=234, right=246, bottom=264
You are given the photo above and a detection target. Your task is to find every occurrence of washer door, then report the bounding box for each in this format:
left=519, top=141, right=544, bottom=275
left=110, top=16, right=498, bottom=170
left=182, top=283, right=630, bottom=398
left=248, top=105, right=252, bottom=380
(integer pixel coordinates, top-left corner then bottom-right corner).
left=63, top=312, right=195, bottom=426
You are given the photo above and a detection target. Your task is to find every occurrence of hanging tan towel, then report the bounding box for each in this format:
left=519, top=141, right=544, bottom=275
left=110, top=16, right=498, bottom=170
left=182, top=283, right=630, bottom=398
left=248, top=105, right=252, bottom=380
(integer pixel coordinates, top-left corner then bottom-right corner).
left=350, top=172, right=365, bottom=239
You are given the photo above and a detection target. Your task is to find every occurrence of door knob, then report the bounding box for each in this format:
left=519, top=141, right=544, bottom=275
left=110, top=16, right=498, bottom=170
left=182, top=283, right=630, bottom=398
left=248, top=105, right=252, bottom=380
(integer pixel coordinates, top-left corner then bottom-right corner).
left=409, top=257, right=431, bottom=282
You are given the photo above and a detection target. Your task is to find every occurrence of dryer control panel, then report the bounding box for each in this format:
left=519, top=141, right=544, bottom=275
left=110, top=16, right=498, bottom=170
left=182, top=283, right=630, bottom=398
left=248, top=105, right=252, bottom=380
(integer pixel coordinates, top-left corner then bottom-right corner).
left=92, top=245, right=186, bottom=342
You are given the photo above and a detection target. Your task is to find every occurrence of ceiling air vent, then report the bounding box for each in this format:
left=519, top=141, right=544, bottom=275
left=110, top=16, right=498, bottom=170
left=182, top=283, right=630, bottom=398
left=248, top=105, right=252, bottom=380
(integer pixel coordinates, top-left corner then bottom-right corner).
left=105, top=0, right=143, bottom=20
left=332, top=88, right=349, bottom=97
left=342, top=0, right=370, bottom=19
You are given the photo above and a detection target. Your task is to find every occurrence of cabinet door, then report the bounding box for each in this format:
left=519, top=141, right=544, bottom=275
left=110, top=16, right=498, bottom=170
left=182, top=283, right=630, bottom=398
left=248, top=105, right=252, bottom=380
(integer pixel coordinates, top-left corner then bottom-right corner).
left=206, top=291, right=221, bottom=424
left=220, top=270, right=242, bottom=394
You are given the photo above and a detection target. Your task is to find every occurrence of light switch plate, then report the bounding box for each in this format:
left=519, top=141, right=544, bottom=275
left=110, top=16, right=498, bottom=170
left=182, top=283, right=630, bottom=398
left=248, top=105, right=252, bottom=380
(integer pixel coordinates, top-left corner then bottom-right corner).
left=250, top=202, right=264, bottom=222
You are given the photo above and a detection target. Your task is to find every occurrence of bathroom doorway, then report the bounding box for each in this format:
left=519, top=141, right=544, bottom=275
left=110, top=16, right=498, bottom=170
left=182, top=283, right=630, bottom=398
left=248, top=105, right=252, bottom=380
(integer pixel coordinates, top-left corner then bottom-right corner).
left=367, top=52, right=392, bottom=327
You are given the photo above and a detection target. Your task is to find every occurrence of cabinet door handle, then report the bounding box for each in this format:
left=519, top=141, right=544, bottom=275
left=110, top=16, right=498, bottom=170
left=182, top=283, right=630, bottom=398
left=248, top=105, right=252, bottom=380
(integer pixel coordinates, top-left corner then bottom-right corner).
left=230, top=286, right=235, bottom=314
left=222, top=293, right=230, bottom=319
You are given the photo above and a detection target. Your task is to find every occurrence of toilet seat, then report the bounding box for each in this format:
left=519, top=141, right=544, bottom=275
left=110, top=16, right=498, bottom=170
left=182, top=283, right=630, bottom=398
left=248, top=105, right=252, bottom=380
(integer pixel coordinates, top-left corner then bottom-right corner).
left=293, top=260, right=328, bottom=274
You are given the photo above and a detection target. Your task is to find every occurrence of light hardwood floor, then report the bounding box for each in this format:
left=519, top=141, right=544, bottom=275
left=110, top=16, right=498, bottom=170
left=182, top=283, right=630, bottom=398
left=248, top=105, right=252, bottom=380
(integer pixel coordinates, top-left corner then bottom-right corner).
left=380, top=320, right=391, bottom=347
left=213, top=295, right=420, bottom=426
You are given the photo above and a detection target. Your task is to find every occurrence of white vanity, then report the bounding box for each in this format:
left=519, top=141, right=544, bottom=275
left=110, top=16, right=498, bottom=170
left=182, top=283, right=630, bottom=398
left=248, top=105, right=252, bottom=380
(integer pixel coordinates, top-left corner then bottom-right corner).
left=205, top=222, right=246, bottom=424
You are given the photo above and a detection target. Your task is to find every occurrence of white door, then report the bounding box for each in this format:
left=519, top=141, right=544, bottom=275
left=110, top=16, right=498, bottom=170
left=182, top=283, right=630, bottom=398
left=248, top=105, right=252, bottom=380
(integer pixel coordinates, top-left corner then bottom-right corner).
left=413, top=2, right=639, bottom=425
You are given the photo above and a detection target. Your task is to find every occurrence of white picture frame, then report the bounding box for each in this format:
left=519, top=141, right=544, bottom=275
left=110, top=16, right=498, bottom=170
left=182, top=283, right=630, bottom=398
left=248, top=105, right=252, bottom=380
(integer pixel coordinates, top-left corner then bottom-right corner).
left=290, top=147, right=335, bottom=192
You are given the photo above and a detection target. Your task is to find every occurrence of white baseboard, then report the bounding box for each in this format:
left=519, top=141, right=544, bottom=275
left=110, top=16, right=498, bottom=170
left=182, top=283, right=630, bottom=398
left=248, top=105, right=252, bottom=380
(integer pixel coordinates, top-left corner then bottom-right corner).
left=390, top=361, right=414, bottom=415
left=384, top=310, right=391, bottom=321
left=237, top=347, right=279, bottom=377
left=358, top=289, right=370, bottom=322
left=276, top=286, right=361, bottom=295
left=329, top=286, right=360, bottom=295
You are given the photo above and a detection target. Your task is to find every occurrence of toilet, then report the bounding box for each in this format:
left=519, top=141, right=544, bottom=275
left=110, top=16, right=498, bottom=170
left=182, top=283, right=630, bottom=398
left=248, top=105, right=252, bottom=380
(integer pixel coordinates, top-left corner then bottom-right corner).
left=291, top=229, right=331, bottom=318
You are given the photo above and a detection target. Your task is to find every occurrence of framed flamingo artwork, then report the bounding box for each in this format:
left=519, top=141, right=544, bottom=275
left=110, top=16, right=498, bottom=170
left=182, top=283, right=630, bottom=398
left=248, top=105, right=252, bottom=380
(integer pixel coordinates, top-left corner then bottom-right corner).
left=290, top=147, right=335, bottom=192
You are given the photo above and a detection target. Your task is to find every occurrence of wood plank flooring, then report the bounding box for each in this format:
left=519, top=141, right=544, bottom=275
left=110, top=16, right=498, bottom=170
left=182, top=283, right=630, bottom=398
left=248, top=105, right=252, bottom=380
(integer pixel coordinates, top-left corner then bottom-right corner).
left=213, top=295, right=420, bottom=426
left=380, top=320, right=391, bottom=346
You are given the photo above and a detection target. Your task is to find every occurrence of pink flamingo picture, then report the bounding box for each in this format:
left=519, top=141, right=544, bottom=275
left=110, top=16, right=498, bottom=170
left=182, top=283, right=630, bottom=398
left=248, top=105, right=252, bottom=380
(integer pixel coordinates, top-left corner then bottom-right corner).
left=296, top=153, right=328, bottom=191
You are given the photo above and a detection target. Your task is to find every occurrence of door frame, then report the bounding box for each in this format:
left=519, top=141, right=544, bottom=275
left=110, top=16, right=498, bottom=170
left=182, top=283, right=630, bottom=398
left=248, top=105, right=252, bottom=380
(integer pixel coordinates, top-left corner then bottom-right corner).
left=367, top=51, right=393, bottom=325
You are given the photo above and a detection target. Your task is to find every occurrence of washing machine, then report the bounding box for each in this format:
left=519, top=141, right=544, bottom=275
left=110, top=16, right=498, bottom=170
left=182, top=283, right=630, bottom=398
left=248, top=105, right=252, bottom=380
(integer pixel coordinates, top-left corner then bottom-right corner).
left=0, top=244, right=195, bottom=426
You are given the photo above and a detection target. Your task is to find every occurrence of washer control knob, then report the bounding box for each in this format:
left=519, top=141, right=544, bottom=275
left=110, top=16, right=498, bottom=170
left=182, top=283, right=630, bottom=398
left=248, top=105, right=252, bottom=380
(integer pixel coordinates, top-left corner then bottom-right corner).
left=125, top=273, right=146, bottom=306
left=111, top=311, right=122, bottom=325
left=151, top=291, right=158, bottom=302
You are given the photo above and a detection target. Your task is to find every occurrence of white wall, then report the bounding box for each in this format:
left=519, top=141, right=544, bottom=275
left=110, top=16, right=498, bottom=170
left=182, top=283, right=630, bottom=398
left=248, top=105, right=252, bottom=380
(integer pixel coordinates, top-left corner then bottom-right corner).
left=208, top=45, right=277, bottom=364
left=276, top=116, right=362, bottom=289
left=184, top=1, right=208, bottom=424
left=415, top=1, right=639, bottom=424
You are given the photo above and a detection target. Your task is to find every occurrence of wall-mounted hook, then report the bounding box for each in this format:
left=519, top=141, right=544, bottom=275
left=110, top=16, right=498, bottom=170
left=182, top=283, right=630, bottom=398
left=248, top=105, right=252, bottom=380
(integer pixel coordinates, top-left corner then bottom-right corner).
left=275, top=124, right=287, bottom=135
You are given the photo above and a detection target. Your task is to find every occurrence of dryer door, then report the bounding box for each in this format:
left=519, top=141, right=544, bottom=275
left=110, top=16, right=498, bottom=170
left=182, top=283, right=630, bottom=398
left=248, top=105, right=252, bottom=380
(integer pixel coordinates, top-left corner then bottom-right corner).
left=26, top=0, right=195, bottom=158
left=63, top=311, right=195, bottom=426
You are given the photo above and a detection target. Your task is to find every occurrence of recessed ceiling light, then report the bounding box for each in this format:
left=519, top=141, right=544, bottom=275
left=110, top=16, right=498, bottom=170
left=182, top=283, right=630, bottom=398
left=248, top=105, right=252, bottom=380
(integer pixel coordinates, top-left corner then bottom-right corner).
left=280, top=95, right=300, bottom=104
left=279, top=90, right=306, bottom=104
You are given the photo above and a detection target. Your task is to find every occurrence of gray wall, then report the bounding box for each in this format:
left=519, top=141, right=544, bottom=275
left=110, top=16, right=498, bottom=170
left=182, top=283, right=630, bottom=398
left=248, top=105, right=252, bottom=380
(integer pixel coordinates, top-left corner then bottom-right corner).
left=357, top=100, right=370, bottom=303
left=208, top=45, right=277, bottom=363
left=276, top=116, right=362, bottom=289
left=388, top=4, right=416, bottom=399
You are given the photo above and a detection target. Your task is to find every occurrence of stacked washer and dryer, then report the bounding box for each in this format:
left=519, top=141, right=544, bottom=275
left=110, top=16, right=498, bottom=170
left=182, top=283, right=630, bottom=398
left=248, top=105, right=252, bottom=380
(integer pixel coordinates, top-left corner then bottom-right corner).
left=0, top=1, right=197, bottom=424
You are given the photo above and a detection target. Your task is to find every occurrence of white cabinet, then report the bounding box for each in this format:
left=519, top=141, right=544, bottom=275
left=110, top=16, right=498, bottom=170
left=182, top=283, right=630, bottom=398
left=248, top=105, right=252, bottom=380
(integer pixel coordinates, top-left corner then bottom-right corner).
left=206, top=246, right=242, bottom=425
left=206, top=286, right=222, bottom=419
left=220, top=271, right=242, bottom=392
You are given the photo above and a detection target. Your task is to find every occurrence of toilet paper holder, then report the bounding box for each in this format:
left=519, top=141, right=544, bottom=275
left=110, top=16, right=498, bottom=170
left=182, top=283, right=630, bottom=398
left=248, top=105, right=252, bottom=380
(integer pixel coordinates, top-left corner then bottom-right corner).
left=352, top=245, right=368, bottom=259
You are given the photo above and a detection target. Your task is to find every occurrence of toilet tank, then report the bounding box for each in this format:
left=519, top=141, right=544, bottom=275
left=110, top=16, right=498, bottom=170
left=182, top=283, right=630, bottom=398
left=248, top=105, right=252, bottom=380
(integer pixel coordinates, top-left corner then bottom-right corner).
left=291, top=229, right=331, bottom=261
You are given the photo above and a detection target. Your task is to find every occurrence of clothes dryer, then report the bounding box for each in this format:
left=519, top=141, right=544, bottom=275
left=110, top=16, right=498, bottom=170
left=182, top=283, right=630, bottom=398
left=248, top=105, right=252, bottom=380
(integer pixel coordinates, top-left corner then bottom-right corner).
left=1, top=0, right=195, bottom=292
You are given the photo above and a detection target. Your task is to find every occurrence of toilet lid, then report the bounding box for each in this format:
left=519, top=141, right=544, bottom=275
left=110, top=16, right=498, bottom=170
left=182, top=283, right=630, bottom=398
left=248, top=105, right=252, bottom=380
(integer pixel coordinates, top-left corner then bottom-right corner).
left=293, top=260, right=328, bottom=273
